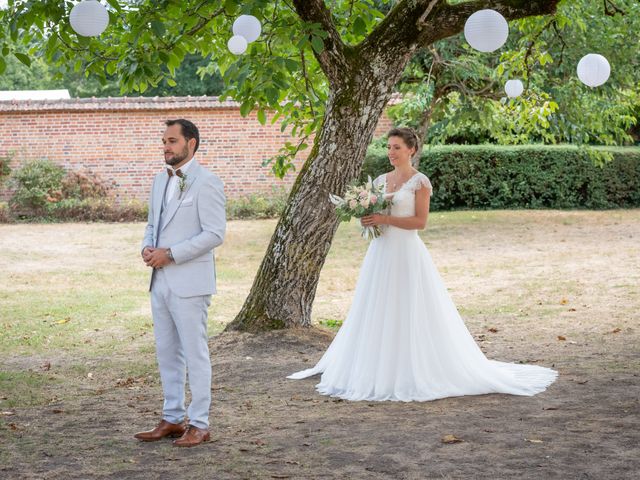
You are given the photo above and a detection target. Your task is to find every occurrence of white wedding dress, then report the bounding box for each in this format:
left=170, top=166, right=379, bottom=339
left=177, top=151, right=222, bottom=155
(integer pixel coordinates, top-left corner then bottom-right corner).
left=288, top=172, right=558, bottom=402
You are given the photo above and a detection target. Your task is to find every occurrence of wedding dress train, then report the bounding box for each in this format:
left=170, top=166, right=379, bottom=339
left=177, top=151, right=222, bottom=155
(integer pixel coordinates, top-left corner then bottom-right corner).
left=288, top=172, right=558, bottom=402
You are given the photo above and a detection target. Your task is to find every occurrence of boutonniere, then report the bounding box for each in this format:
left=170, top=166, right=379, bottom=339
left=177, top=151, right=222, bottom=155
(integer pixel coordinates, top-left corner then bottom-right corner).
left=178, top=174, right=188, bottom=199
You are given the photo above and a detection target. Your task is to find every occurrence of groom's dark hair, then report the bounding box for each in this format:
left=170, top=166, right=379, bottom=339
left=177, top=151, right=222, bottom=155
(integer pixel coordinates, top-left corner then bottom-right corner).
left=166, top=119, right=200, bottom=153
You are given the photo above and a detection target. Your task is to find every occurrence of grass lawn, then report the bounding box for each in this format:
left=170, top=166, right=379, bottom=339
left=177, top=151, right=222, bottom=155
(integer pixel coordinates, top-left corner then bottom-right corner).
left=1, top=210, right=639, bottom=479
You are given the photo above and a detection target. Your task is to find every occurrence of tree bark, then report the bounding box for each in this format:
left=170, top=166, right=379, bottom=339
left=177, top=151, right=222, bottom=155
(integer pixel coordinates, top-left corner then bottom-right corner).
left=227, top=0, right=561, bottom=332
left=413, top=91, right=438, bottom=168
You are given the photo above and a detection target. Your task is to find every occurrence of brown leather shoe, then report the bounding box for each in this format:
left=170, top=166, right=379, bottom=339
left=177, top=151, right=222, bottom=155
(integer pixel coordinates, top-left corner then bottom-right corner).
left=172, top=425, right=210, bottom=447
left=134, top=420, right=187, bottom=442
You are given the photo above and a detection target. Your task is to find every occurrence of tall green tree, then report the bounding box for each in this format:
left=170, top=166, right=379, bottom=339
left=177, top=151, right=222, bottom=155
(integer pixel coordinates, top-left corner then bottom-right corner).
left=0, top=35, right=224, bottom=97
left=1, top=0, right=563, bottom=331
left=390, top=0, right=639, bottom=147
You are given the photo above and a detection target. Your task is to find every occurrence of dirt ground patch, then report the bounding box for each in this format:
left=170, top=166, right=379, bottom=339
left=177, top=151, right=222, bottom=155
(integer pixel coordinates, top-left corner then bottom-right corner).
left=1, top=211, right=639, bottom=479
left=1, top=328, right=639, bottom=479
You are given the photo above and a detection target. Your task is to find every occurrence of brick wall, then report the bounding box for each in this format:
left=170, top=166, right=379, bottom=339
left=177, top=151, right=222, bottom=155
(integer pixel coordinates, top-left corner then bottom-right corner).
left=0, top=96, right=394, bottom=201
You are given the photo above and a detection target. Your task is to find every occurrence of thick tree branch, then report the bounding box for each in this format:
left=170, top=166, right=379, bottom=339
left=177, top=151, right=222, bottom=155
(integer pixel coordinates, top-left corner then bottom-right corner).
left=291, top=0, right=349, bottom=85
left=361, top=0, right=561, bottom=63
left=416, top=1, right=562, bottom=46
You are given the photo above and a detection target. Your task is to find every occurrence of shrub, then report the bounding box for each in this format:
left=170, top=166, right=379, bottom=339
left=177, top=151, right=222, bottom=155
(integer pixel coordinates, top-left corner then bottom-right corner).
left=226, top=187, right=289, bottom=220
left=0, top=156, right=11, bottom=183
left=46, top=198, right=147, bottom=222
left=9, top=159, right=65, bottom=214
left=9, top=160, right=130, bottom=221
left=0, top=202, right=12, bottom=223
left=61, top=170, right=113, bottom=200
left=361, top=145, right=640, bottom=210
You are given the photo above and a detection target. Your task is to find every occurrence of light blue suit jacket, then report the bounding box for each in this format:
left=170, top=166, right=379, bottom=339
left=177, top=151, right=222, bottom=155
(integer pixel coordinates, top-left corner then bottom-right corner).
left=142, top=159, right=226, bottom=297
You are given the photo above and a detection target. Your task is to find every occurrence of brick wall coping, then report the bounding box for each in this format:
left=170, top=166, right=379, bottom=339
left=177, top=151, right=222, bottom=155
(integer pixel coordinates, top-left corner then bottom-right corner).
left=0, top=93, right=402, bottom=113
left=0, top=95, right=241, bottom=113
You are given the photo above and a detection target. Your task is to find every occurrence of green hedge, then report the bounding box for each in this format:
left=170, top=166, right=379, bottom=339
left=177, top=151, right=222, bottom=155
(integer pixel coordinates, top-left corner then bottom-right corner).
left=361, top=145, right=640, bottom=210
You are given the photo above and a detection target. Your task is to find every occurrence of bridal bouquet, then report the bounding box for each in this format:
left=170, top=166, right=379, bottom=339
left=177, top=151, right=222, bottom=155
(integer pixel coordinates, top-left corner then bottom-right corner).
left=329, top=176, right=390, bottom=240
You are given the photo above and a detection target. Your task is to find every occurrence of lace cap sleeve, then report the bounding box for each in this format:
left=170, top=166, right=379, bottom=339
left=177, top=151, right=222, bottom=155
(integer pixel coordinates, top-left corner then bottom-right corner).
left=409, top=172, right=433, bottom=196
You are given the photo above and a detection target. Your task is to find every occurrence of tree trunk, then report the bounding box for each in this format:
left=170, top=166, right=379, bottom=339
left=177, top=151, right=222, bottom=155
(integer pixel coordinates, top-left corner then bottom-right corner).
left=413, top=89, right=440, bottom=167
left=227, top=58, right=408, bottom=331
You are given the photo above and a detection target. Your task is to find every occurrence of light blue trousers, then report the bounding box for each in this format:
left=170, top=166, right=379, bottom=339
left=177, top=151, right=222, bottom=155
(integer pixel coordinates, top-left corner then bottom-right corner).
left=150, top=268, right=211, bottom=429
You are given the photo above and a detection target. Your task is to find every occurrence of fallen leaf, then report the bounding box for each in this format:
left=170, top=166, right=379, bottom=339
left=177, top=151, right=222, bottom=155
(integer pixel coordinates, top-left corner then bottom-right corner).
left=557, top=336, right=566, bottom=341
left=611, top=328, right=621, bottom=334
left=252, top=439, right=266, bottom=447
left=1, top=411, right=16, bottom=416
left=87, top=372, right=94, bottom=379
left=51, top=409, right=64, bottom=414
left=543, top=407, right=559, bottom=411
left=568, top=308, right=577, bottom=312
left=441, top=434, right=464, bottom=444
left=56, top=318, right=71, bottom=325
left=525, top=438, right=544, bottom=443
left=576, top=380, right=588, bottom=385
left=41, top=361, right=51, bottom=371
left=488, top=328, right=499, bottom=333
left=560, top=298, right=568, bottom=305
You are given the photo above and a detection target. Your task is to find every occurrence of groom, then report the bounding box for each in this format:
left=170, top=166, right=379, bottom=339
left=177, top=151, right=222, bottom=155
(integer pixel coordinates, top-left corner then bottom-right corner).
left=135, top=119, right=226, bottom=447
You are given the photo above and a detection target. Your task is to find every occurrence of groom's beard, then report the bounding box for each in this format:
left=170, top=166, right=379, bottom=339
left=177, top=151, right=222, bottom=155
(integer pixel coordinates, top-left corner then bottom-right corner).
left=165, top=145, right=189, bottom=166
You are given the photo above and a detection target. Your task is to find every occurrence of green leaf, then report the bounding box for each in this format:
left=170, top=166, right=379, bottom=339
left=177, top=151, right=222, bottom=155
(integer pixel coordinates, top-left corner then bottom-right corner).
left=167, top=78, right=177, bottom=87
left=353, top=17, right=367, bottom=36
left=224, top=0, right=239, bottom=16
left=14, top=52, right=31, bottom=67
left=257, top=109, right=266, bottom=125
left=0, top=57, right=5, bottom=75
left=240, top=100, right=253, bottom=117
left=265, top=87, right=279, bottom=105
left=284, top=58, right=300, bottom=74
left=310, top=36, right=324, bottom=54
left=151, top=20, right=166, bottom=38
left=106, top=61, right=117, bottom=75
left=106, top=0, right=123, bottom=13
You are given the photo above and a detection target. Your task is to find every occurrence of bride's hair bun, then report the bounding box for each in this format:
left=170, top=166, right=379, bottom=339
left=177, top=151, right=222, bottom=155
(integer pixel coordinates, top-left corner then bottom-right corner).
left=387, top=127, right=421, bottom=151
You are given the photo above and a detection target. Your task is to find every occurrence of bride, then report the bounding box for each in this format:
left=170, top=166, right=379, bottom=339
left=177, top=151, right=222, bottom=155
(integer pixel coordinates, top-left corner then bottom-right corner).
left=287, top=127, right=558, bottom=402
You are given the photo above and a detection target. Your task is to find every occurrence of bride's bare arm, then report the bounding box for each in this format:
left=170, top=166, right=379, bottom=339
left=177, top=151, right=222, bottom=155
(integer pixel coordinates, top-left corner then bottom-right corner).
left=361, top=186, right=430, bottom=230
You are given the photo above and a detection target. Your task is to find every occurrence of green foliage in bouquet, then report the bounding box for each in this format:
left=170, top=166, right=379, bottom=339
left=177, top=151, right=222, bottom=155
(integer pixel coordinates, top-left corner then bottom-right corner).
left=330, top=177, right=391, bottom=240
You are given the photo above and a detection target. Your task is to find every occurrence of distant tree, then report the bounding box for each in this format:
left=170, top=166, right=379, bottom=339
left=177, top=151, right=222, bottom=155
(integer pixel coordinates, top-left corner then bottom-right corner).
left=390, top=0, right=639, bottom=148
left=0, top=36, right=224, bottom=98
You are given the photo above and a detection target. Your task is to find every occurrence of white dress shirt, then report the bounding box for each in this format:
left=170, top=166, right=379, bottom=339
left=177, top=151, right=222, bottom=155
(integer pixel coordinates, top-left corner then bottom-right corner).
left=165, top=157, right=195, bottom=204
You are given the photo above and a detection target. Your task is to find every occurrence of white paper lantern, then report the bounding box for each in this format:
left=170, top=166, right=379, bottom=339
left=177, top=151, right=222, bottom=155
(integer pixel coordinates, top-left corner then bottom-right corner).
left=577, top=54, right=610, bottom=87
left=232, top=15, right=261, bottom=43
left=505, top=79, right=524, bottom=98
left=228, top=35, right=248, bottom=55
left=464, top=9, right=509, bottom=52
left=69, top=0, right=109, bottom=37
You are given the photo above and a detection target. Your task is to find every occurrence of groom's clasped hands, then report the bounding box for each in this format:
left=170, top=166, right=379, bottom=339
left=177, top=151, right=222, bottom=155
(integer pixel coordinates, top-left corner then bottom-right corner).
left=142, top=246, right=172, bottom=269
